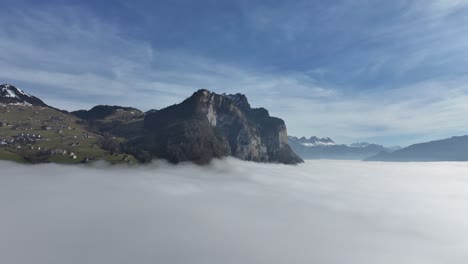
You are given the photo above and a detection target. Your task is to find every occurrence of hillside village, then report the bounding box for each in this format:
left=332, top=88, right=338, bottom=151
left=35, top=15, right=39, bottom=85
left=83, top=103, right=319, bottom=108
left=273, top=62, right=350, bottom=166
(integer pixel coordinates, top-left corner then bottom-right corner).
left=0, top=103, right=139, bottom=164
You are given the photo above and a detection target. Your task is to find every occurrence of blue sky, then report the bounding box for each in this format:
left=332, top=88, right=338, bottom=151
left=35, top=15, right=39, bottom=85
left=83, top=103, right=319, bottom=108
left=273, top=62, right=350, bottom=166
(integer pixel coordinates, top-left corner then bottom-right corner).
left=1, top=0, right=468, bottom=146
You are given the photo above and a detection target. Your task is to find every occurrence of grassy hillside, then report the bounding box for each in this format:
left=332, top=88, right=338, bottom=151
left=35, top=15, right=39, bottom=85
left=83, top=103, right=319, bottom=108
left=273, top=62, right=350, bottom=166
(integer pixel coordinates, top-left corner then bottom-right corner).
left=71, top=105, right=145, bottom=139
left=0, top=104, right=138, bottom=164
left=0, top=149, right=26, bottom=163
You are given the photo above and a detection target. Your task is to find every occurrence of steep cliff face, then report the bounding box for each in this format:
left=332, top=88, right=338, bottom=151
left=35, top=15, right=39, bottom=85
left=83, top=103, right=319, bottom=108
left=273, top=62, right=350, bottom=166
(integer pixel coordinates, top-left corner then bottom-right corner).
left=140, top=89, right=303, bottom=164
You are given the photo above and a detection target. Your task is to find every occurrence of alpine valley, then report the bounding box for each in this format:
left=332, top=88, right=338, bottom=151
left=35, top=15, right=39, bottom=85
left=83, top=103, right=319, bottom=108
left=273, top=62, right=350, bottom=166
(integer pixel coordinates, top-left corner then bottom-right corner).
left=0, top=84, right=302, bottom=165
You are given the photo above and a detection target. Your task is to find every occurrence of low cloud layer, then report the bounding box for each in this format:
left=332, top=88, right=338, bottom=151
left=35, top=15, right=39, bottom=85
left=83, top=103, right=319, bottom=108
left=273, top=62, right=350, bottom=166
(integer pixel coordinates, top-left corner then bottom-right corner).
left=1, top=159, right=468, bottom=264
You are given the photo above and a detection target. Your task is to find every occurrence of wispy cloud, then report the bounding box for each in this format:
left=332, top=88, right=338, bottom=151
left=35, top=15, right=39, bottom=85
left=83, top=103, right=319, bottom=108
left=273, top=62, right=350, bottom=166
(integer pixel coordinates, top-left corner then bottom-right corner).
left=1, top=1, right=468, bottom=145
left=422, top=0, right=468, bottom=17
left=276, top=77, right=468, bottom=146
left=0, top=6, right=335, bottom=110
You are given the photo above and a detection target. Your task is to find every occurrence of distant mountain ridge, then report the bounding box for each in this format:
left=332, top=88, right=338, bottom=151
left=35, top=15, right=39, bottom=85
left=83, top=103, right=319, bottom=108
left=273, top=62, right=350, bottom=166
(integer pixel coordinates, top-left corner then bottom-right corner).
left=366, top=135, right=468, bottom=161
left=289, top=136, right=398, bottom=160
left=350, top=142, right=372, bottom=148
left=72, top=105, right=143, bottom=121
left=289, top=136, right=336, bottom=147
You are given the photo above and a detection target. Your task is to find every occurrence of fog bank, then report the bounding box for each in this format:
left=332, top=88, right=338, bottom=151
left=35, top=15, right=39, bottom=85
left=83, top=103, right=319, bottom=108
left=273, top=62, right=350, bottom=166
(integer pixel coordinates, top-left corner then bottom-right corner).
left=1, top=159, right=468, bottom=264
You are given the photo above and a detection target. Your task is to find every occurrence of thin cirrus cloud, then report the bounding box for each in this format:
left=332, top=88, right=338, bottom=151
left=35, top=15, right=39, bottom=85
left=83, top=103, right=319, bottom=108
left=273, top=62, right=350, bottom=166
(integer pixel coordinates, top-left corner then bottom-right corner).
left=1, top=1, right=468, bottom=146
left=1, top=159, right=468, bottom=264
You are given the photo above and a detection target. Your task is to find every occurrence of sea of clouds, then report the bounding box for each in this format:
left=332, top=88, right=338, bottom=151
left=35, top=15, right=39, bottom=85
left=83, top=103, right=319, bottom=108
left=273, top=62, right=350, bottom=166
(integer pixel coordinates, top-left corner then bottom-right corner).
left=1, top=159, right=468, bottom=264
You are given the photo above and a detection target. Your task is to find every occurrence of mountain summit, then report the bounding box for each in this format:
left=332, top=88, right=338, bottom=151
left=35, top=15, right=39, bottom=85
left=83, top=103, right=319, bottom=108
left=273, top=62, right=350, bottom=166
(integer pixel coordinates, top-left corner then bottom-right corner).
left=0, top=85, right=302, bottom=165
left=132, top=89, right=303, bottom=164
left=0, top=84, right=48, bottom=107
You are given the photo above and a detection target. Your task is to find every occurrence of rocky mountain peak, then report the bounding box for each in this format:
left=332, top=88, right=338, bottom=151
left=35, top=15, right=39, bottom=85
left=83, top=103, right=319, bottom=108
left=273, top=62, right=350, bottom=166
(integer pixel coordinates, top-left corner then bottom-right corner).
left=0, top=84, right=48, bottom=107
left=221, top=92, right=251, bottom=109
left=141, top=90, right=303, bottom=164
left=1, top=84, right=29, bottom=99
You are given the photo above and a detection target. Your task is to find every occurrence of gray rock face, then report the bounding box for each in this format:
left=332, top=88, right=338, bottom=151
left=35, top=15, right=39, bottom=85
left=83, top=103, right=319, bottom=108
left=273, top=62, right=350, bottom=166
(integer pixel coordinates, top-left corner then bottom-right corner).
left=140, top=89, right=303, bottom=164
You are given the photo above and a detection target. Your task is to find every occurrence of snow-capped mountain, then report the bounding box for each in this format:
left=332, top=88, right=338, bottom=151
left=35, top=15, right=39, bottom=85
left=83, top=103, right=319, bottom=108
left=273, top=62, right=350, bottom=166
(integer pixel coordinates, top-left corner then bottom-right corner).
left=288, top=136, right=336, bottom=147
left=0, top=84, right=47, bottom=106
left=288, top=136, right=399, bottom=160
left=349, top=142, right=371, bottom=148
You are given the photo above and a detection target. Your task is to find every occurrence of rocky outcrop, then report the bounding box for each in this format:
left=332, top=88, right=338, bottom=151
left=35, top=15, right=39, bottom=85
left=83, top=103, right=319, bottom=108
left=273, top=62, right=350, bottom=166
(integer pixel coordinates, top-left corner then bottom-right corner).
left=139, top=89, right=303, bottom=164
